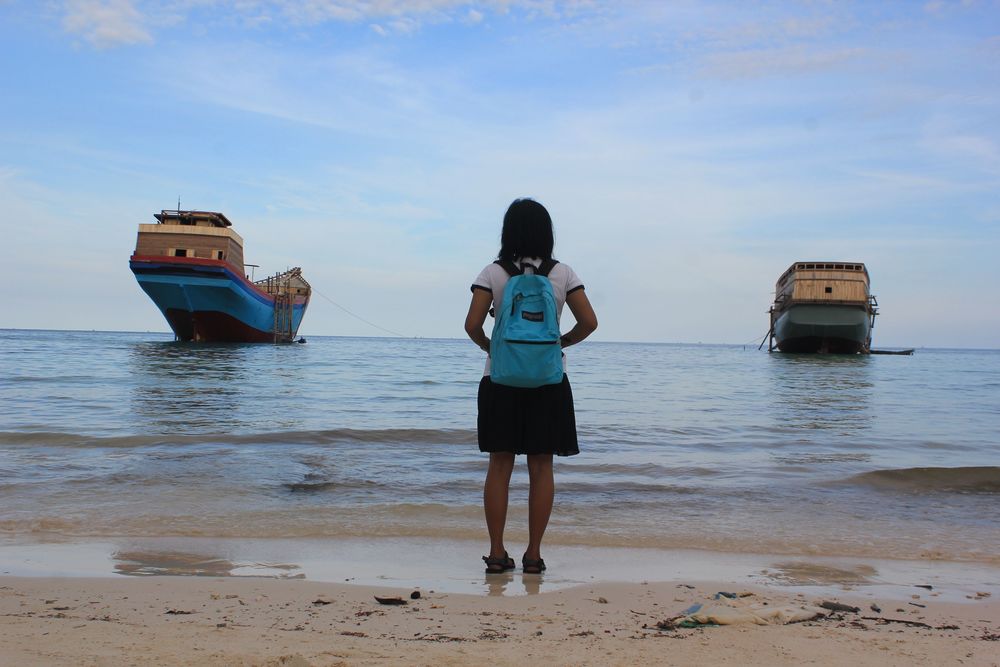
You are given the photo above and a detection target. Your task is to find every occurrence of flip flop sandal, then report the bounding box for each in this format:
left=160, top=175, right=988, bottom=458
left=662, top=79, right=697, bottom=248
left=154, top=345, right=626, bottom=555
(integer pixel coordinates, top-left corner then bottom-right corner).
left=522, top=556, right=546, bottom=574
left=483, top=552, right=516, bottom=573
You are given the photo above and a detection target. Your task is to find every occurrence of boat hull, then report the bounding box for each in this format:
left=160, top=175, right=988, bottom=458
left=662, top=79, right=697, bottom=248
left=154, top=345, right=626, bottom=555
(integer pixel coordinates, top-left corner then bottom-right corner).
left=130, top=256, right=307, bottom=342
left=773, top=304, right=871, bottom=354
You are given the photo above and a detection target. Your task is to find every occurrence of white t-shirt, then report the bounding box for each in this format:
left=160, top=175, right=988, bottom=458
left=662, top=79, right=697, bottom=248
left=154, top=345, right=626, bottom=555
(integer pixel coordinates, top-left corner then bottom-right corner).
left=471, top=257, right=585, bottom=376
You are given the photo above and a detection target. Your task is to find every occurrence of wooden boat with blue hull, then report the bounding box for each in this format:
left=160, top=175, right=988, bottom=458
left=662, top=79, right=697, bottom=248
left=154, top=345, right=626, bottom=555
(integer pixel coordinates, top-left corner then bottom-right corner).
left=129, top=210, right=310, bottom=342
left=768, top=262, right=877, bottom=354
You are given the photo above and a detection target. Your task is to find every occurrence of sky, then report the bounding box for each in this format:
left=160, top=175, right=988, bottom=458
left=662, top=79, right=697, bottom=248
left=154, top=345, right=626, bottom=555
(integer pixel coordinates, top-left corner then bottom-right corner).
left=1, top=1, right=998, bottom=348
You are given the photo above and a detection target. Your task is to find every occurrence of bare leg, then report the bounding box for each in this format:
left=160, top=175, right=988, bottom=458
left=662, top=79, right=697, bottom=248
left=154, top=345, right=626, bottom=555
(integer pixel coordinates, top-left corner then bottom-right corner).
left=525, top=454, right=554, bottom=561
left=484, top=452, right=515, bottom=558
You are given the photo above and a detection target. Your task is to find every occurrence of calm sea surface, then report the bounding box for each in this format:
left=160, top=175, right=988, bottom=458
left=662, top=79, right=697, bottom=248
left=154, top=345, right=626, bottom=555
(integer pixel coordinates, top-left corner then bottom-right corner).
left=1, top=329, right=998, bottom=564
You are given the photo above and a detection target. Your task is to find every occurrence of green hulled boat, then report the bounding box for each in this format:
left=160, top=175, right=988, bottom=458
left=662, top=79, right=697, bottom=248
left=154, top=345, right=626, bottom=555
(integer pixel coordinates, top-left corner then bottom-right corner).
left=768, top=262, right=878, bottom=354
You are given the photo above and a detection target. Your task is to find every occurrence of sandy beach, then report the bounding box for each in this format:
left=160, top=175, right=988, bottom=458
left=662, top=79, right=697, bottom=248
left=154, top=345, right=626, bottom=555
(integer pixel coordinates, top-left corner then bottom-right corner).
left=2, top=563, right=998, bottom=666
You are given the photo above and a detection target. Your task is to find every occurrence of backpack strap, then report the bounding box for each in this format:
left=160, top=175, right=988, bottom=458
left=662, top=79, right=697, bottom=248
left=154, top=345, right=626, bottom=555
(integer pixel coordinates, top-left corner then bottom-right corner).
left=495, top=258, right=558, bottom=277
left=494, top=259, right=523, bottom=277
left=535, top=259, right=558, bottom=277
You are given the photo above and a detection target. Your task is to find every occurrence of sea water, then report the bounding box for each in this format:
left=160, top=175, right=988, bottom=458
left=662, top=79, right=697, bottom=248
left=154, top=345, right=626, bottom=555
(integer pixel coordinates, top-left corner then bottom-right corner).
left=1, top=329, right=998, bottom=570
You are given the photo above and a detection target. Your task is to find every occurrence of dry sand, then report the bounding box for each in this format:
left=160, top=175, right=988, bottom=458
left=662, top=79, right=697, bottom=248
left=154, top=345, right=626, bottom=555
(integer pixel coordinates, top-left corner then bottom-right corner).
left=2, top=574, right=997, bottom=666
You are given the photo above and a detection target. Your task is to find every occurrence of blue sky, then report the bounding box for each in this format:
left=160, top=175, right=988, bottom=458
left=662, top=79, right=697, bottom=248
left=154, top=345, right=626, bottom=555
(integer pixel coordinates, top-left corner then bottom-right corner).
left=1, top=1, right=998, bottom=347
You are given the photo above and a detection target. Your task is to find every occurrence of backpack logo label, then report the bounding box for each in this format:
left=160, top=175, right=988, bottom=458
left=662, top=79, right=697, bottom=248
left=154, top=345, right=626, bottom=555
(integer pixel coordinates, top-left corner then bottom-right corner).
left=521, top=311, right=544, bottom=322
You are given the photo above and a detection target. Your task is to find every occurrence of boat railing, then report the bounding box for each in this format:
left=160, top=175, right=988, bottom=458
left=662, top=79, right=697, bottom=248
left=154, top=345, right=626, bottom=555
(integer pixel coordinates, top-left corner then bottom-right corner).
left=254, top=268, right=312, bottom=298
left=779, top=297, right=872, bottom=308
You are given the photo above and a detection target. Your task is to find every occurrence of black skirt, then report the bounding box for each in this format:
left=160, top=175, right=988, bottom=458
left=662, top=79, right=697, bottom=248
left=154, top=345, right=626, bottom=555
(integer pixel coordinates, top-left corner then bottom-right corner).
left=477, top=374, right=579, bottom=456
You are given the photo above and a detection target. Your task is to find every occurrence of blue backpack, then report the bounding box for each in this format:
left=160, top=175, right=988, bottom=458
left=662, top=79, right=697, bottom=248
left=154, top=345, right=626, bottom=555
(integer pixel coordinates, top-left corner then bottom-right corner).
left=489, top=259, right=564, bottom=388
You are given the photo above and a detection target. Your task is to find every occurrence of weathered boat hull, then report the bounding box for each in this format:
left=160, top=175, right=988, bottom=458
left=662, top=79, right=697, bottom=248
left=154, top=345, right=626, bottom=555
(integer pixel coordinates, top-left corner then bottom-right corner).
left=773, top=304, right=871, bottom=354
left=130, top=255, right=307, bottom=342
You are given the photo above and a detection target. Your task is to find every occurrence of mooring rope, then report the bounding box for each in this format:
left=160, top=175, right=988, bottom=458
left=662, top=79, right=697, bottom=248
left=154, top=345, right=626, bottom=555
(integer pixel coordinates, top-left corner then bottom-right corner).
left=311, top=288, right=411, bottom=338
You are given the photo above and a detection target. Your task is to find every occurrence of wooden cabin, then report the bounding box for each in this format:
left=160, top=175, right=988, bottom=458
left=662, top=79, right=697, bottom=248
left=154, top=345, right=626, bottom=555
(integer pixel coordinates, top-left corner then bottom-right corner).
left=774, top=262, right=870, bottom=308
left=134, top=210, right=246, bottom=273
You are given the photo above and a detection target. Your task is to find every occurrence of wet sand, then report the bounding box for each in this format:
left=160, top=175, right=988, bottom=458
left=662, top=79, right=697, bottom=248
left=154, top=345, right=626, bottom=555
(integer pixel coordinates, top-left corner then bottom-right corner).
left=1, top=539, right=999, bottom=666
left=2, top=575, right=998, bottom=666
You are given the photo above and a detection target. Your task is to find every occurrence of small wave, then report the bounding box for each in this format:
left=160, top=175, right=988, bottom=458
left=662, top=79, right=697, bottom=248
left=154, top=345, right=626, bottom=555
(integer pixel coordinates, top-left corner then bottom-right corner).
left=773, top=452, right=872, bottom=465
left=846, top=467, right=1000, bottom=493
left=285, top=481, right=340, bottom=493
left=0, top=428, right=477, bottom=449
left=562, top=462, right=724, bottom=479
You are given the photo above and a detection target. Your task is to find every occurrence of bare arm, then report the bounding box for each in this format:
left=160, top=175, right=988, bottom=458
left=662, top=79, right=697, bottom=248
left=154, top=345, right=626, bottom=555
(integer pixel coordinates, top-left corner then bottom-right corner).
left=464, top=289, right=493, bottom=353
left=561, top=288, right=598, bottom=348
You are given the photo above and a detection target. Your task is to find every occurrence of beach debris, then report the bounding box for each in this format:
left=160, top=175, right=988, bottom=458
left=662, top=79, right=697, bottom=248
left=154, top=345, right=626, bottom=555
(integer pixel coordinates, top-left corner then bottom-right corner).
left=340, top=631, right=367, bottom=637
left=860, top=615, right=933, bottom=629
left=654, top=618, right=681, bottom=631
left=819, top=601, right=860, bottom=613
left=410, top=633, right=467, bottom=643
left=980, top=632, right=1000, bottom=641
left=165, top=609, right=195, bottom=615
left=312, top=596, right=334, bottom=606
left=598, top=597, right=608, bottom=604
left=870, top=603, right=882, bottom=613
left=915, top=584, right=933, bottom=590
left=672, top=597, right=824, bottom=627
left=714, top=591, right=738, bottom=599
left=410, top=591, right=421, bottom=600
left=908, top=602, right=927, bottom=608
left=374, top=596, right=407, bottom=606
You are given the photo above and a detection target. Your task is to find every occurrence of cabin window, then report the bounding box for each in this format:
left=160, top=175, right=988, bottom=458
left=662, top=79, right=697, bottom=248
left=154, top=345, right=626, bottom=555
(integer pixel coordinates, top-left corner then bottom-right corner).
left=825, top=286, right=833, bottom=294
left=214, top=250, right=224, bottom=260
left=173, top=249, right=188, bottom=257
left=835, top=264, right=844, bottom=269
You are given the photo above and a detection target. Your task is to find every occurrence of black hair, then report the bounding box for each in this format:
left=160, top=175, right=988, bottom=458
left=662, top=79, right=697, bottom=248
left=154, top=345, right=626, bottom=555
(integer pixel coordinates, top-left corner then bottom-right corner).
left=498, top=198, right=555, bottom=261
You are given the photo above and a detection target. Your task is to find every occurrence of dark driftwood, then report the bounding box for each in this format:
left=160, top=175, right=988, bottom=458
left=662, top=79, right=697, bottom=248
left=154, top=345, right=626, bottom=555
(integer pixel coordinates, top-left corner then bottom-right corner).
left=374, top=596, right=407, bottom=605
left=861, top=616, right=933, bottom=629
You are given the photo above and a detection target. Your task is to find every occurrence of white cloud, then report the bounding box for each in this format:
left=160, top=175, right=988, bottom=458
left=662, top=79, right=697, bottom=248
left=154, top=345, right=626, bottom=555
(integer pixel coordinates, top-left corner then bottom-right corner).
left=59, top=0, right=613, bottom=47
left=62, top=0, right=153, bottom=48
left=699, top=46, right=869, bottom=80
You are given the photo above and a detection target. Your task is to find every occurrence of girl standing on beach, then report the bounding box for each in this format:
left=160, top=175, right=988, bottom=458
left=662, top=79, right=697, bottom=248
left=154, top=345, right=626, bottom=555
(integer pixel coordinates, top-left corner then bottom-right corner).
left=464, top=198, right=598, bottom=575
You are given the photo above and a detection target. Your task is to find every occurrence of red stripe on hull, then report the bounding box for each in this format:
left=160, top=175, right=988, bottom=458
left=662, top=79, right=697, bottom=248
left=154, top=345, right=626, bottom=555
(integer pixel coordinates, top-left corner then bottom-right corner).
left=166, top=309, right=274, bottom=343
left=131, top=254, right=273, bottom=299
